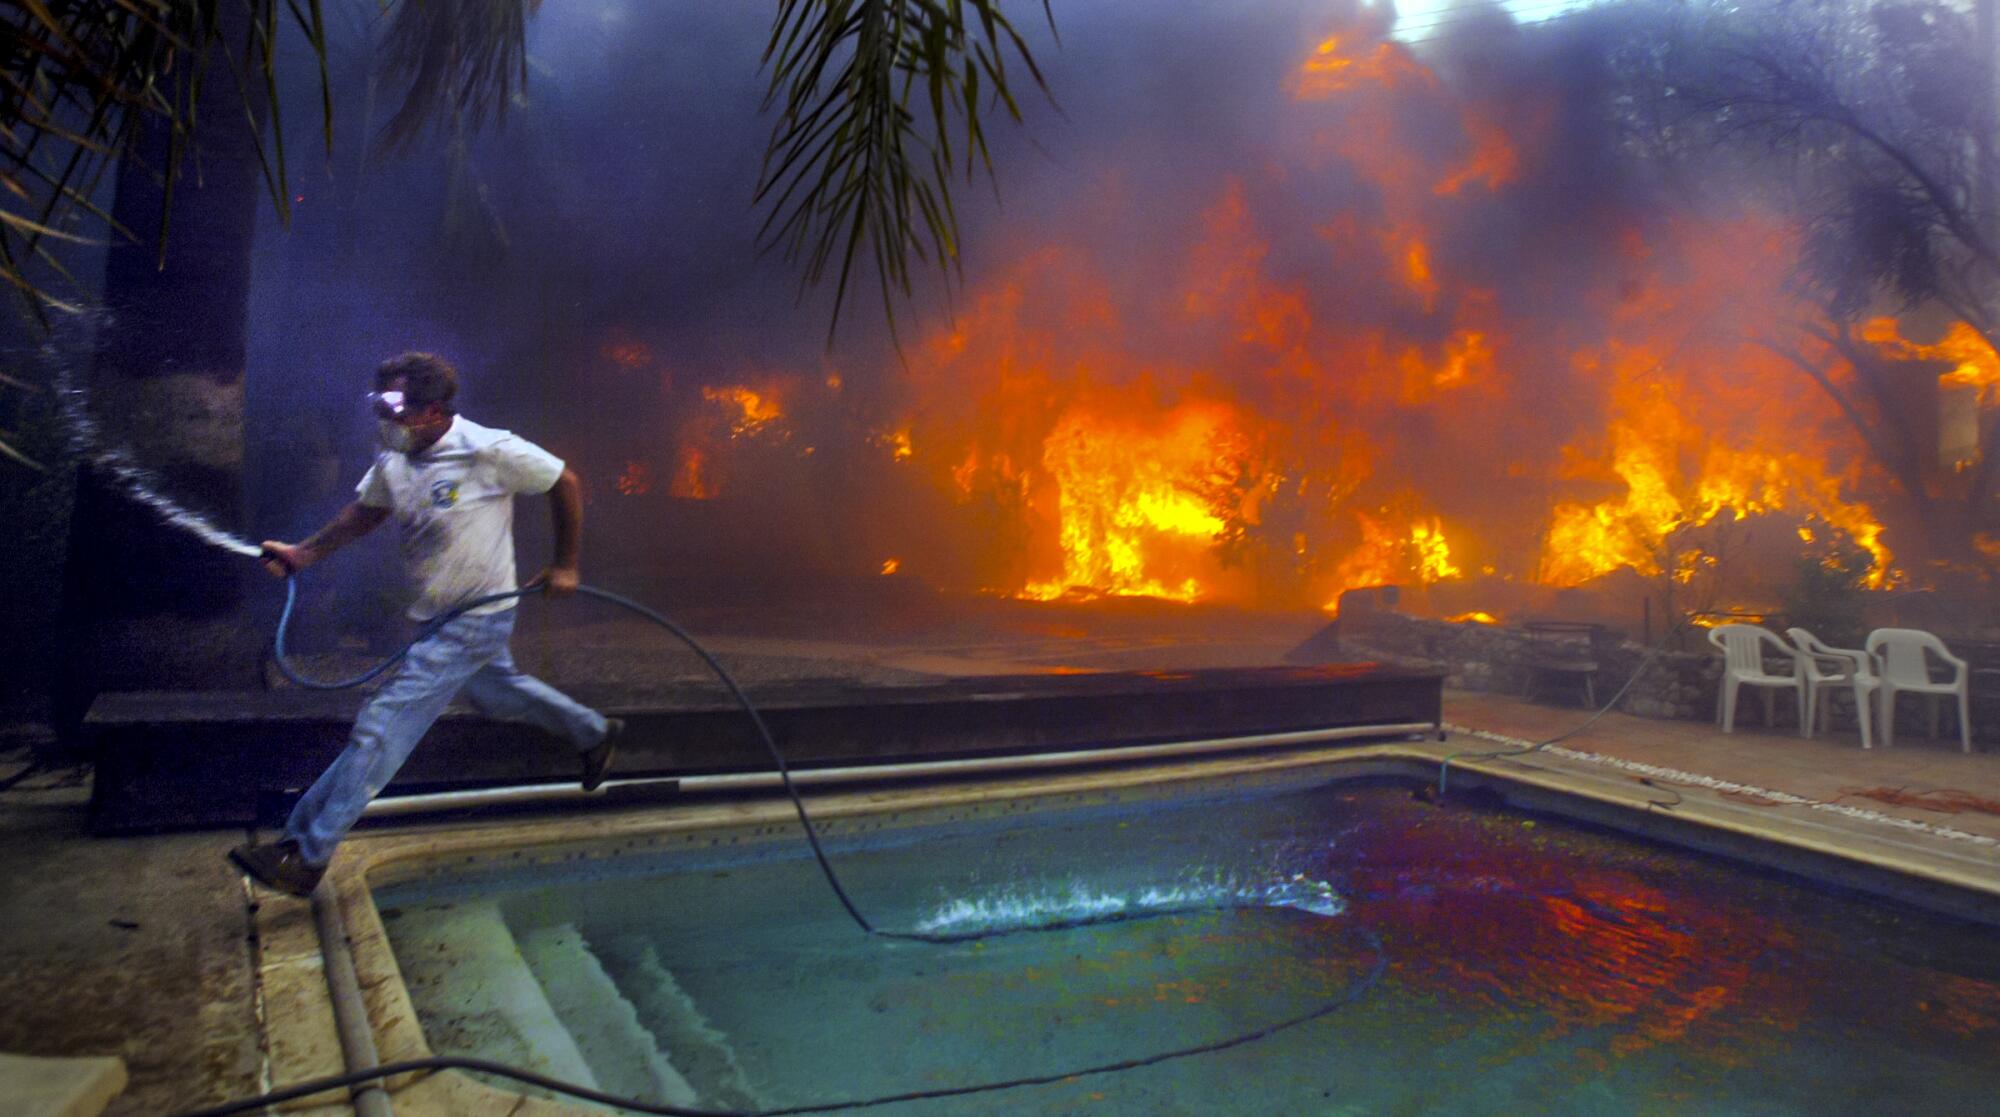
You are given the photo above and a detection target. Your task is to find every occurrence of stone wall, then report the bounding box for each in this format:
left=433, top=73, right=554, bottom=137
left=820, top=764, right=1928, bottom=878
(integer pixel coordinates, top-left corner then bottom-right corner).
left=1323, top=609, right=1731, bottom=723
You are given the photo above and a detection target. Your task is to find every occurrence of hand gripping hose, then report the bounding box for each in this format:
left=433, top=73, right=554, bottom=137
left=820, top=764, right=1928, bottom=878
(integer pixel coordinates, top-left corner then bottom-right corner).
left=186, top=572, right=1391, bottom=1117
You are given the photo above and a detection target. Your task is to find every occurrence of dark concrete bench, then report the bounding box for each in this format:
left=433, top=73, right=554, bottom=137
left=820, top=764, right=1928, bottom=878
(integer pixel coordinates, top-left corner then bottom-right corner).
left=85, top=664, right=1444, bottom=833
left=1520, top=621, right=1606, bottom=707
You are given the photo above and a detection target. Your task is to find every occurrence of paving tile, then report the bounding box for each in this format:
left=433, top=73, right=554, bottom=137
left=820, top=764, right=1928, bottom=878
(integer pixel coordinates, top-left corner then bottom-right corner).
left=1446, top=688, right=2000, bottom=872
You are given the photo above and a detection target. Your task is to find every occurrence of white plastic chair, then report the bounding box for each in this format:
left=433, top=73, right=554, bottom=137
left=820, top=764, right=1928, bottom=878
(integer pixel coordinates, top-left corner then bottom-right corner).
left=1786, top=628, right=1879, bottom=748
left=1864, top=629, right=1971, bottom=752
left=1708, top=624, right=1804, bottom=735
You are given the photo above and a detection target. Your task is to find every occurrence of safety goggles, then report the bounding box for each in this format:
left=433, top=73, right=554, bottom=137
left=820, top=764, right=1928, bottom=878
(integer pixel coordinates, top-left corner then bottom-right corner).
left=366, top=390, right=411, bottom=420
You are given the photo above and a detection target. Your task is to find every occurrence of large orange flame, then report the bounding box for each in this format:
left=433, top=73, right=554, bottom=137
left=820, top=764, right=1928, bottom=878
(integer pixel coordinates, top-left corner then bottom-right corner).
left=652, top=23, right=1916, bottom=614
left=1540, top=370, right=1892, bottom=588
left=1862, top=318, right=2000, bottom=401
left=1020, top=400, right=1254, bottom=603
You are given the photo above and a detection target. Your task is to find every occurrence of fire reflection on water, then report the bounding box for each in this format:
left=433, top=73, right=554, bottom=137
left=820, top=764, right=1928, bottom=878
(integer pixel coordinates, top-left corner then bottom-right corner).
left=1319, top=791, right=1999, bottom=1077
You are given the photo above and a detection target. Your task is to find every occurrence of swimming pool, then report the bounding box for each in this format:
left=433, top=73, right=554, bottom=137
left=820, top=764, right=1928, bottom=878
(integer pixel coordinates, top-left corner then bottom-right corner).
left=372, top=770, right=2000, bottom=1116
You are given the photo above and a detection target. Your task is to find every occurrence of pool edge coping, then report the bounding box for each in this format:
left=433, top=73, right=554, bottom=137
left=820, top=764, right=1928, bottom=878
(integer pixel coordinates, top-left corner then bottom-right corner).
left=252, top=737, right=2000, bottom=1116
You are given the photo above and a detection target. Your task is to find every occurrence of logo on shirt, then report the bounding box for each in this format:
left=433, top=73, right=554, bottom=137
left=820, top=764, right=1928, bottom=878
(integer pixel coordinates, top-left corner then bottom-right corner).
left=428, top=479, right=460, bottom=508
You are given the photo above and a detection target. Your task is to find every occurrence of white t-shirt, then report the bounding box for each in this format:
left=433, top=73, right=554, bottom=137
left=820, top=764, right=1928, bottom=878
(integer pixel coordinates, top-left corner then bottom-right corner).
left=355, top=415, right=566, bottom=620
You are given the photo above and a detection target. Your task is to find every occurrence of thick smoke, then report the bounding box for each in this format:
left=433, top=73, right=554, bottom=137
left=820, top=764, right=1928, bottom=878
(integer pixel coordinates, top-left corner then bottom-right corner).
left=244, top=0, right=1886, bottom=628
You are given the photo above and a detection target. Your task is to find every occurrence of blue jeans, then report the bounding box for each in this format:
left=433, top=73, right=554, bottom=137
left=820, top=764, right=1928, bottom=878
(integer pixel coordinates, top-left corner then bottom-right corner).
left=285, top=607, right=608, bottom=865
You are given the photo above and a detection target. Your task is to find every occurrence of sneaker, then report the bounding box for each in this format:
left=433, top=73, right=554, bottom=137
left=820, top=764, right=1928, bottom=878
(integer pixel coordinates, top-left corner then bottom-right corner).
left=229, top=839, right=326, bottom=898
left=582, top=718, right=624, bottom=792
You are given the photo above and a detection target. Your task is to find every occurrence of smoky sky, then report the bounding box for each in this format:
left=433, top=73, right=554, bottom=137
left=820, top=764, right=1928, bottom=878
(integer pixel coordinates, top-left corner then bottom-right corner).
left=241, top=0, right=1787, bottom=608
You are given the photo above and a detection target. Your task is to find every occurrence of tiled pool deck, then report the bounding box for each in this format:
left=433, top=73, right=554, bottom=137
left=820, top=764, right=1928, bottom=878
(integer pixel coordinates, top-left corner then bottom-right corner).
left=1445, top=688, right=2000, bottom=856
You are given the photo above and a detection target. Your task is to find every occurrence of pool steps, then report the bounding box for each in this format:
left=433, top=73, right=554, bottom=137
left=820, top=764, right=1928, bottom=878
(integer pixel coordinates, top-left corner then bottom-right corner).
left=517, top=924, right=699, bottom=1106
left=390, top=902, right=600, bottom=1090
left=393, top=901, right=761, bottom=1109
left=592, top=937, right=762, bottom=1109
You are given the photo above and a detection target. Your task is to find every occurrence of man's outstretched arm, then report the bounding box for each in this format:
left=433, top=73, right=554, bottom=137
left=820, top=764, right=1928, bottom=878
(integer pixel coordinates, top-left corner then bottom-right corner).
left=260, top=502, right=390, bottom=577
left=530, top=467, right=584, bottom=597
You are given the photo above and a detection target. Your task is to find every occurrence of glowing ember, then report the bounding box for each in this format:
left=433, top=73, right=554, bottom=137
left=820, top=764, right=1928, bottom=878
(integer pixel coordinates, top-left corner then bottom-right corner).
left=614, top=460, right=652, bottom=496
left=1445, top=611, right=1499, bottom=625
left=702, top=385, right=785, bottom=438
left=670, top=447, right=715, bottom=500
left=601, top=340, right=652, bottom=369
left=880, top=558, right=901, bottom=575
left=877, top=428, right=914, bottom=461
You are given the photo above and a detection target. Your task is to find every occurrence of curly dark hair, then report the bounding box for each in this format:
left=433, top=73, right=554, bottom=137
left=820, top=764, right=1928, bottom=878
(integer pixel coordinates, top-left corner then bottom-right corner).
left=374, top=352, right=458, bottom=413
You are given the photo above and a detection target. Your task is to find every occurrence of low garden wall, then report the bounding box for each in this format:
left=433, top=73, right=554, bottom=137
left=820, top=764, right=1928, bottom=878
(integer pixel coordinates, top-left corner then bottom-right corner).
left=1327, top=609, right=1730, bottom=722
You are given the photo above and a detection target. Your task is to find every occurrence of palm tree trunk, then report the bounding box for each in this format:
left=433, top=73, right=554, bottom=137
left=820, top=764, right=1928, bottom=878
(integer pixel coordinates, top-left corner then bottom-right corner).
left=50, top=28, right=269, bottom=749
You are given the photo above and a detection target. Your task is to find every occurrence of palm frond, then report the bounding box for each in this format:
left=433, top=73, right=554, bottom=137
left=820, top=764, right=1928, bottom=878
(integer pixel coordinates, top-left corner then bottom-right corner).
left=0, top=0, right=546, bottom=333
left=758, top=0, right=1055, bottom=346
left=374, top=0, right=540, bottom=155
left=3, top=0, right=1050, bottom=366
left=0, top=432, right=47, bottom=471
left=0, top=0, right=338, bottom=326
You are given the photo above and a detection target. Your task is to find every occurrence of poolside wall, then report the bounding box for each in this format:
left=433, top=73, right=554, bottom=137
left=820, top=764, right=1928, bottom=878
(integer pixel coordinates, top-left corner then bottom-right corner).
left=85, top=664, right=1444, bottom=832
left=1325, top=610, right=1725, bottom=720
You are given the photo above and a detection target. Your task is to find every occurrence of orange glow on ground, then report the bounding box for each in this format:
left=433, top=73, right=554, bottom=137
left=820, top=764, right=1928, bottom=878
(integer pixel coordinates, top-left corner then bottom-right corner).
left=1445, top=610, right=1499, bottom=625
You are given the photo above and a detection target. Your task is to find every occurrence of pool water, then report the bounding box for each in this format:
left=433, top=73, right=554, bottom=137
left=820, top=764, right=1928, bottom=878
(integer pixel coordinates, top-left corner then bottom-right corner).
left=376, top=777, right=2000, bottom=1115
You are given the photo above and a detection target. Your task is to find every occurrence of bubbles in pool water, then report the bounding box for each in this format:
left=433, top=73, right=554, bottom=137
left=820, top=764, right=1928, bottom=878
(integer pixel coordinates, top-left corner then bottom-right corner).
left=914, top=870, right=1346, bottom=936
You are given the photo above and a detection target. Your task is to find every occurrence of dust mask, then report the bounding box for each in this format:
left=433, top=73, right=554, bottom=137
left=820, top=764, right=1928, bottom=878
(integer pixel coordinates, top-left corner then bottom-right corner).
left=377, top=419, right=416, bottom=454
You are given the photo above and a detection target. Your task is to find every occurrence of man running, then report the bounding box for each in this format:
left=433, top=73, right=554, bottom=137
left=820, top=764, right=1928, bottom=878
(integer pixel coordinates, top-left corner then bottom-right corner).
left=230, top=352, right=621, bottom=897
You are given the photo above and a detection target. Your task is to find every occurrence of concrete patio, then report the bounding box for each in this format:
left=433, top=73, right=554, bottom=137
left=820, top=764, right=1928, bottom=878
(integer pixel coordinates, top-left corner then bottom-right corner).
left=1447, top=688, right=2000, bottom=852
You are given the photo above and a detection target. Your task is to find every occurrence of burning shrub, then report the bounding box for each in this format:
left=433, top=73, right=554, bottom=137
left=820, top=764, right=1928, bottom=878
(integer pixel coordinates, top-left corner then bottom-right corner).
left=1779, top=533, right=1879, bottom=646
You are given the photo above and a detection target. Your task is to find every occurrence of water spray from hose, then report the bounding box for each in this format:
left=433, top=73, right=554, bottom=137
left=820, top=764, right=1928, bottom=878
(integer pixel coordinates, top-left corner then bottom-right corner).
left=52, top=358, right=262, bottom=559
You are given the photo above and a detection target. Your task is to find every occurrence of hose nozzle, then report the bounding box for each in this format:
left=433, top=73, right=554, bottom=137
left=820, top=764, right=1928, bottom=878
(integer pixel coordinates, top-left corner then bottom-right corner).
left=259, top=545, right=301, bottom=576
